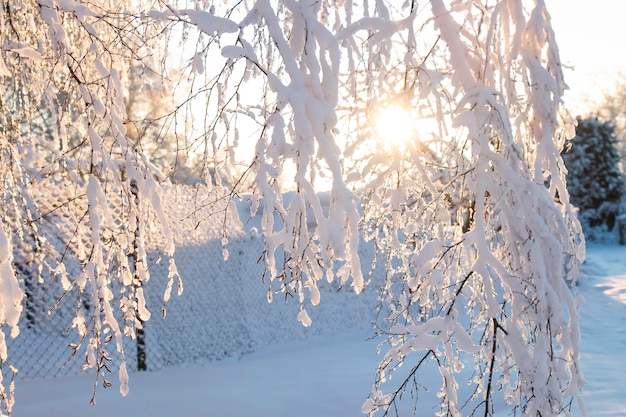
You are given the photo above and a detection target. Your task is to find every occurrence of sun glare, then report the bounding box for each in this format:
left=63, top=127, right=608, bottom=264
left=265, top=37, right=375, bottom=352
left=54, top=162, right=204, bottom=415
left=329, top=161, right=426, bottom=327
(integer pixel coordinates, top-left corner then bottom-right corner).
left=375, top=105, right=416, bottom=150
left=374, top=105, right=438, bottom=152
left=374, top=105, right=420, bottom=152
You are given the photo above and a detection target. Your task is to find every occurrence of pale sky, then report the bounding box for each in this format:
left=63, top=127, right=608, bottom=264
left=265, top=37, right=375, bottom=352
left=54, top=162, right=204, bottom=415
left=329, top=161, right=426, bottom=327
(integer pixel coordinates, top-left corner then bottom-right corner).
left=545, top=1, right=626, bottom=115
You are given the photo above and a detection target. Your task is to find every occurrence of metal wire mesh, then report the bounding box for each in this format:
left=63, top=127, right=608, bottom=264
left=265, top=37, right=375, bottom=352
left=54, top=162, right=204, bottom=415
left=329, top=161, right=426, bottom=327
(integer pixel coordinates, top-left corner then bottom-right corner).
left=5, top=185, right=381, bottom=382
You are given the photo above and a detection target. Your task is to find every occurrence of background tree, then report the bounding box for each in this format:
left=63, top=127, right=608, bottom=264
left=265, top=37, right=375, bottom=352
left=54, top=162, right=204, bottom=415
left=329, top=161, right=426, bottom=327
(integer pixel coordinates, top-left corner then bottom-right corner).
left=562, top=117, right=624, bottom=239
left=124, top=65, right=183, bottom=181
left=595, top=74, right=626, bottom=166
left=0, top=1, right=584, bottom=417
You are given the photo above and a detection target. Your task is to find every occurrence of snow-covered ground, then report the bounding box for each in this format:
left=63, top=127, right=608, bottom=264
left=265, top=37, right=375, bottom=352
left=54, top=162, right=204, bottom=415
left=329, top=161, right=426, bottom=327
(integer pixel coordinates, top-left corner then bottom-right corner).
left=574, top=245, right=626, bottom=416
left=12, top=244, right=626, bottom=417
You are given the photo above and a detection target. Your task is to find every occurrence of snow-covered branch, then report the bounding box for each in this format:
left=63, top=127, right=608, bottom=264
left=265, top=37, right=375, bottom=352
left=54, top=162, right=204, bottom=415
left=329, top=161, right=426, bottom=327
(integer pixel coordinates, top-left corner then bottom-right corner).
left=0, top=0, right=585, bottom=415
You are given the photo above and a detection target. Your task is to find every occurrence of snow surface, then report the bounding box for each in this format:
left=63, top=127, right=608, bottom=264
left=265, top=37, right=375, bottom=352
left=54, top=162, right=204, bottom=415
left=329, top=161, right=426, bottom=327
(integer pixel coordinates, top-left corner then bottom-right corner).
left=12, top=244, right=626, bottom=417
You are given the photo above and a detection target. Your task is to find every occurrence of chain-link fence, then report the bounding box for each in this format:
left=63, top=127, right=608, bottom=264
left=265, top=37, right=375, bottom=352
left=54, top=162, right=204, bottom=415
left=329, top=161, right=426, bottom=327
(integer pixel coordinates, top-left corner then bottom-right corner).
left=5, top=185, right=382, bottom=381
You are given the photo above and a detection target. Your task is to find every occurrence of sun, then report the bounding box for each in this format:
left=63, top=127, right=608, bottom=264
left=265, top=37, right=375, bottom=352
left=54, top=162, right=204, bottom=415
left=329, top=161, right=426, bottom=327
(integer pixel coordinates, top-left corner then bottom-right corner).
left=373, top=105, right=442, bottom=155
left=374, top=105, right=416, bottom=150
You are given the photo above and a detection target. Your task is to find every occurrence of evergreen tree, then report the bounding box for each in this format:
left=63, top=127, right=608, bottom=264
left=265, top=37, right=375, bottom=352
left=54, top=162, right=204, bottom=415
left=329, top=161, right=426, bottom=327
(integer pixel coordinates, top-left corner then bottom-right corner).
left=563, top=117, right=624, bottom=234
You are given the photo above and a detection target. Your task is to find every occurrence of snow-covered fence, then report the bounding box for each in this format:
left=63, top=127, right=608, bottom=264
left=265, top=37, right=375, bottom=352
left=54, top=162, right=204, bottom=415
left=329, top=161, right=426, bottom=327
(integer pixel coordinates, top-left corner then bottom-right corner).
left=139, top=237, right=379, bottom=371
left=6, top=185, right=380, bottom=380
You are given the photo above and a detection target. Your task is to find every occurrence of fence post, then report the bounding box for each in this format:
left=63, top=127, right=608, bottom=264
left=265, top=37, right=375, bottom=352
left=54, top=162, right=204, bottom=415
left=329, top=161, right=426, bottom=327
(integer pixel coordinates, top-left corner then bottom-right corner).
left=130, top=179, right=147, bottom=371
